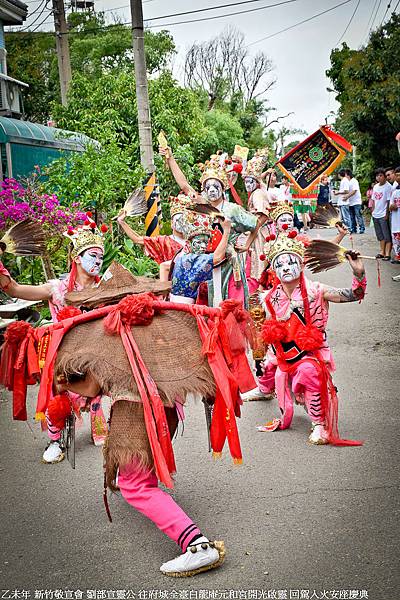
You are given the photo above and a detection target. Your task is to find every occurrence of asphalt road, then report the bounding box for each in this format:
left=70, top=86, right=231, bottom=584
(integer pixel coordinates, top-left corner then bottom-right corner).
left=1, top=227, right=399, bottom=600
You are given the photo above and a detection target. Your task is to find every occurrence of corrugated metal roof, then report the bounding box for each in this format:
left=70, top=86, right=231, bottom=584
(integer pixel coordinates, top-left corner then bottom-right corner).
left=0, top=116, right=99, bottom=150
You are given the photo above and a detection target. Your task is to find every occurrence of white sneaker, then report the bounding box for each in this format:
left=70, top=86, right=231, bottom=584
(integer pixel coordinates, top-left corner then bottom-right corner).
left=42, top=441, right=65, bottom=464
left=160, top=537, right=225, bottom=577
left=308, top=423, right=329, bottom=445
left=392, top=274, right=400, bottom=282
left=240, top=387, right=273, bottom=402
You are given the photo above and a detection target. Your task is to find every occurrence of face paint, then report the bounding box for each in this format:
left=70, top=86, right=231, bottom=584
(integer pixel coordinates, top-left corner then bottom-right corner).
left=276, top=213, right=294, bottom=232
left=172, top=213, right=185, bottom=234
left=78, top=248, right=104, bottom=276
left=273, top=252, right=301, bottom=283
left=244, top=177, right=258, bottom=193
left=190, top=234, right=209, bottom=254
left=204, top=178, right=223, bottom=202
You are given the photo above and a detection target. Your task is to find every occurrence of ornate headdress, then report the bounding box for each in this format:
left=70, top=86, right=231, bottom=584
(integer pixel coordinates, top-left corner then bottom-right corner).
left=232, top=145, right=249, bottom=163
left=181, top=211, right=213, bottom=241
left=265, top=232, right=306, bottom=265
left=269, top=200, right=294, bottom=222
left=169, top=193, right=194, bottom=218
left=199, top=153, right=229, bottom=189
left=64, top=213, right=106, bottom=260
left=244, top=148, right=269, bottom=180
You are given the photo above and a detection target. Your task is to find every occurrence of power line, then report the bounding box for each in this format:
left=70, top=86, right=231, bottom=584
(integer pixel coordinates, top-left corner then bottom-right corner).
left=336, top=0, right=361, bottom=46
left=18, top=0, right=52, bottom=31
left=24, top=0, right=302, bottom=36
left=393, top=0, right=400, bottom=11
left=247, top=0, right=352, bottom=47
left=380, top=2, right=392, bottom=25
left=369, top=0, right=383, bottom=34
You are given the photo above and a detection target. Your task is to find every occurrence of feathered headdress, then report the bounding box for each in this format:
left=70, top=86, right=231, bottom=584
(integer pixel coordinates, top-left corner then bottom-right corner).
left=0, top=220, right=46, bottom=256
left=244, top=148, right=269, bottom=180
left=199, top=152, right=229, bottom=189
left=169, top=193, right=194, bottom=218
left=65, top=213, right=107, bottom=260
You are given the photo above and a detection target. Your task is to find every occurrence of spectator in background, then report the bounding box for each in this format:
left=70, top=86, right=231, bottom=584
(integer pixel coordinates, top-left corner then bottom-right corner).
left=371, top=168, right=392, bottom=260
left=389, top=166, right=400, bottom=264
left=278, top=175, right=291, bottom=202
left=385, top=167, right=398, bottom=189
left=344, top=169, right=365, bottom=234
left=333, top=169, right=351, bottom=231
left=317, top=174, right=331, bottom=206
left=366, top=183, right=374, bottom=210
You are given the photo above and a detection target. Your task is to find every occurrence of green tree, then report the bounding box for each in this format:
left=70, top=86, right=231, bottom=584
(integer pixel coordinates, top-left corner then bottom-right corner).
left=327, top=13, right=400, bottom=173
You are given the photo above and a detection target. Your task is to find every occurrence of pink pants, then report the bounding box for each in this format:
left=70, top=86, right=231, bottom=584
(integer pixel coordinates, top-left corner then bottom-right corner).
left=118, top=462, right=201, bottom=551
left=392, top=231, right=400, bottom=260
left=259, top=359, right=324, bottom=429
left=46, top=394, right=107, bottom=441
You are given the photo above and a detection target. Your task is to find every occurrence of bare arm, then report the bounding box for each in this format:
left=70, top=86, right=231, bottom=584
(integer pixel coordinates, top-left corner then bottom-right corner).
left=213, top=219, right=231, bottom=265
left=3, top=280, right=53, bottom=301
left=342, top=189, right=356, bottom=201
left=159, top=147, right=199, bottom=199
left=117, top=216, right=144, bottom=245
left=323, top=254, right=366, bottom=303
left=331, top=222, right=348, bottom=245
left=238, top=213, right=268, bottom=252
left=159, top=260, right=172, bottom=282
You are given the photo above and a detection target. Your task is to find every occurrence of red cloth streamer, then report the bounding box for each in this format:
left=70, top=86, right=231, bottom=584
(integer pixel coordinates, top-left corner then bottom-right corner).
left=57, top=306, right=82, bottom=321
left=228, top=179, right=243, bottom=206
left=67, top=261, right=78, bottom=292
left=323, top=126, right=353, bottom=152
left=47, top=393, right=72, bottom=429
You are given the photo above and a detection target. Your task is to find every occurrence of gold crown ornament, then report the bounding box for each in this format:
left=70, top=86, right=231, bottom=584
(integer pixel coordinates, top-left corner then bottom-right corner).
left=169, top=193, right=194, bottom=218
left=266, top=231, right=306, bottom=265
left=199, top=153, right=229, bottom=189
left=232, top=145, right=249, bottom=163
left=64, top=214, right=106, bottom=260
left=243, top=147, right=269, bottom=180
left=181, top=210, right=214, bottom=240
left=269, top=201, right=294, bottom=223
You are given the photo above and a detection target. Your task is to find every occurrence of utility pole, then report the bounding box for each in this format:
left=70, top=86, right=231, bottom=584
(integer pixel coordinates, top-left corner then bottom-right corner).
left=52, top=0, right=72, bottom=106
left=130, top=0, right=159, bottom=237
left=130, top=0, right=155, bottom=172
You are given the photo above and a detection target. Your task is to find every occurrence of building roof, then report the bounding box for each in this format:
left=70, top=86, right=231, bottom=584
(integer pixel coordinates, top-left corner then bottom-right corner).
left=0, top=71, right=28, bottom=87
left=0, top=116, right=99, bottom=151
left=0, top=0, right=28, bottom=26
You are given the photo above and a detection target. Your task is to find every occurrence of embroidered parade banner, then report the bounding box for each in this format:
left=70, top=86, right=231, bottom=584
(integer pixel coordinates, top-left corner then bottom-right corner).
left=277, top=126, right=352, bottom=193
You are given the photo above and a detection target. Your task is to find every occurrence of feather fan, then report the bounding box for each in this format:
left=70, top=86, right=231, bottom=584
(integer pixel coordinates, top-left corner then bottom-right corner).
left=114, top=188, right=147, bottom=219
left=305, top=239, right=375, bottom=273
left=311, top=204, right=342, bottom=228
left=0, top=220, right=46, bottom=256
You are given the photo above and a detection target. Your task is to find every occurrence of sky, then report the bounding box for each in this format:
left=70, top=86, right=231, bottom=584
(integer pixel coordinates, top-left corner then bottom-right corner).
left=12, top=0, right=398, bottom=136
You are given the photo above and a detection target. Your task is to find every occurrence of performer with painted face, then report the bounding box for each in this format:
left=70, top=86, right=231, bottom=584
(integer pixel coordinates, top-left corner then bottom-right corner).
left=159, top=145, right=266, bottom=308
left=1, top=217, right=109, bottom=461
left=257, top=232, right=366, bottom=445
left=170, top=211, right=231, bottom=304
left=117, top=193, right=189, bottom=270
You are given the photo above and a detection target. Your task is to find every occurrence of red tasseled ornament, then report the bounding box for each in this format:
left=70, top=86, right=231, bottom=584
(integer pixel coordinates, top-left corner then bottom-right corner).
left=233, top=163, right=243, bottom=173
left=282, top=224, right=289, bottom=230
left=84, top=220, right=90, bottom=226
left=57, top=306, right=82, bottom=322
left=67, top=228, right=74, bottom=235
left=118, top=293, right=157, bottom=326
left=86, top=211, right=93, bottom=218
left=269, top=233, right=276, bottom=241
left=47, top=394, right=72, bottom=430
left=100, top=223, right=108, bottom=233
left=294, top=324, right=324, bottom=351
left=4, top=320, right=33, bottom=345
left=220, top=298, right=248, bottom=323
left=90, top=222, right=96, bottom=229
left=259, top=253, right=266, bottom=261
left=225, top=159, right=232, bottom=165
left=288, top=230, right=298, bottom=239
left=261, top=319, right=288, bottom=345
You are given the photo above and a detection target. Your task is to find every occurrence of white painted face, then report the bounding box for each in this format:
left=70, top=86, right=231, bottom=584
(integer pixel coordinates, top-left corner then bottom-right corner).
left=172, top=213, right=185, bottom=234
left=244, top=176, right=258, bottom=193
left=204, top=178, right=223, bottom=202
left=190, top=234, right=209, bottom=254
left=276, top=213, right=294, bottom=232
left=272, top=252, right=302, bottom=283
left=77, top=247, right=104, bottom=276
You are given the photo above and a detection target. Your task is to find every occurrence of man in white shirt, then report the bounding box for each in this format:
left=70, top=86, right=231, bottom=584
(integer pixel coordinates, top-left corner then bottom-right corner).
left=333, top=169, right=351, bottom=231
left=371, top=168, right=393, bottom=260
left=343, top=169, right=365, bottom=234
left=385, top=166, right=398, bottom=189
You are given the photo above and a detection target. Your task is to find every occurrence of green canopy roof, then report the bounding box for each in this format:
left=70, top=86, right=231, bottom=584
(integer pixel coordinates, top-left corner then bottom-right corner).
left=0, top=117, right=98, bottom=151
